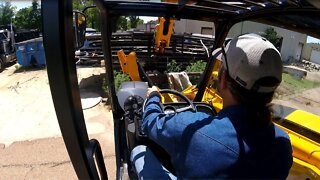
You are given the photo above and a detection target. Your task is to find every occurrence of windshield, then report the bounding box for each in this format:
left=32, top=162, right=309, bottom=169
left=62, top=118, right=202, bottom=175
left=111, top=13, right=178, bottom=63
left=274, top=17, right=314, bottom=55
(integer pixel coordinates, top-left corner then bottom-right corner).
left=81, top=17, right=212, bottom=90
left=78, top=15, right=320, bottom=116
left=35, top=1, right=320, bottom=179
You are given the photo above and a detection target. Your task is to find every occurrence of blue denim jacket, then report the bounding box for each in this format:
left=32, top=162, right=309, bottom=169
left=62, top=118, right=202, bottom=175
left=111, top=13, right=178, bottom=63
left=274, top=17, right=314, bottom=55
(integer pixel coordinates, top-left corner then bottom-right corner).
left=142, top=93, right=293, bottom=179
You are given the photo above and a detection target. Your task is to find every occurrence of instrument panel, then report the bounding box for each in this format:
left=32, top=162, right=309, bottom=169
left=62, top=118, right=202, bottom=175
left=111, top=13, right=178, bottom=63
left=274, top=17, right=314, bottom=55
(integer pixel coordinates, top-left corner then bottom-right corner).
left=163, top=102, right=217, bottom=116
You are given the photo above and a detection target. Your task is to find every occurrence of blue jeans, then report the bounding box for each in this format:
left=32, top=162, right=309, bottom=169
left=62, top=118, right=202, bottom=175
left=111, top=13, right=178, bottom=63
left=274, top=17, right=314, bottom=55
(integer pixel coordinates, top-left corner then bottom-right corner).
left=130, top=145, right=177, bottom=180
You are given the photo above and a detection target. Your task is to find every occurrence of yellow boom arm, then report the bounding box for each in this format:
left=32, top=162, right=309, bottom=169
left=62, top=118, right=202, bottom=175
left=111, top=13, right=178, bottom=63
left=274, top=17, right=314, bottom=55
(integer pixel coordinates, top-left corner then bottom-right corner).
left=155, top=17, right=175, bottom=53
left=117, top=49, right=141, bottom=81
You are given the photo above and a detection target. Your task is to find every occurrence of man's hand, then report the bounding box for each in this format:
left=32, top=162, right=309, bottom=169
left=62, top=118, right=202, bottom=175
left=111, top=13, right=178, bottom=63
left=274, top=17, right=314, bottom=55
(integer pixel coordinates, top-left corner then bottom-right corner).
left=147, top=86, right=160, bottom=97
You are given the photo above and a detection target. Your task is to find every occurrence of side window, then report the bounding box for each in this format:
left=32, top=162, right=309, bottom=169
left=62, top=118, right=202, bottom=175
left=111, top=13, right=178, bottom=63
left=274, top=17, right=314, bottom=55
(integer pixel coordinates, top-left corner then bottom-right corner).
left=229, top=21, right=320, bottom=116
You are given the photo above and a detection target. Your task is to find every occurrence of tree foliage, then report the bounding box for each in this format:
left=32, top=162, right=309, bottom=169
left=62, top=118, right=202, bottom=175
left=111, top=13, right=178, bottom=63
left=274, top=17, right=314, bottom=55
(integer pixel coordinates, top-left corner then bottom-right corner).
left=14, top=0, right=41, bottom=30
left=114, top=16, right=144, bottom=31
left=262, top=28, right=281, bottom=46
left=0, top=2, right=15, bottom=25
left=86, top=8, right=101, bottom=31
left=73, top=0, right=102, bottom=31
left=14, top=8, right=29, bottom=28
left=72, top=0, right=90, bottom=11
left=167, top=60, right=181, bottom=72
left=129, top=16, right=144, bottom=29
left=1, top=1, right=145, bottom=33
left=185, top=60, right=206, bottom=72
left=72, top=1, right=144, bottom=32
left=185, top=60, right=207, bottom=85
left=29, top=1, right=41, bottom=29
left=116, top=16, right=128, bottom=31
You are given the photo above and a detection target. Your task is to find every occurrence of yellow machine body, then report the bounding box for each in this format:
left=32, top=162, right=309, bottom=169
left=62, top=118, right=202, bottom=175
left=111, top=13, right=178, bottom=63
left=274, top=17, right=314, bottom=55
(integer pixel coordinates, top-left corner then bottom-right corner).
left=181, top=58, right=223, bottom=111
left=117, top=50, right=141, bottom=81
left=275, top=109, right=320, bottom=178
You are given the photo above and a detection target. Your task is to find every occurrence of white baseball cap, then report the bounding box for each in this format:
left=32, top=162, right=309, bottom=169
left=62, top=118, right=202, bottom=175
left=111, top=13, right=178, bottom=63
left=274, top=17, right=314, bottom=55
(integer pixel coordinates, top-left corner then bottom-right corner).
left=213, top=33, right=283, bottom=93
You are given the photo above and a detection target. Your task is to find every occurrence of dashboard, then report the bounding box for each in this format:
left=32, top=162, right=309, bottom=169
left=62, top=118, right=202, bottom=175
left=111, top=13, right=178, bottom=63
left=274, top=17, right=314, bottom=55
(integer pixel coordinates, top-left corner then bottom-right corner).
left=162, top=102, right=217, bottom=116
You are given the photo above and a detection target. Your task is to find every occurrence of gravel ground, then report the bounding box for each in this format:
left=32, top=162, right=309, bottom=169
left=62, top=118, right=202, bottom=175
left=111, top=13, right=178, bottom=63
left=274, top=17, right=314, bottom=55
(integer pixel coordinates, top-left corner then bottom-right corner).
left=0, top=63, right=116, bottom=179
left=273, top=71, right=320, bottom=116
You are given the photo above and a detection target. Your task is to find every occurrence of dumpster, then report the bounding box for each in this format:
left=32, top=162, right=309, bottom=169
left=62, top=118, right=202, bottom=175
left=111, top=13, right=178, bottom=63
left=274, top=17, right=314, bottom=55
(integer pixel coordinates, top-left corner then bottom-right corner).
left=15, top=37, right=45, bottom=67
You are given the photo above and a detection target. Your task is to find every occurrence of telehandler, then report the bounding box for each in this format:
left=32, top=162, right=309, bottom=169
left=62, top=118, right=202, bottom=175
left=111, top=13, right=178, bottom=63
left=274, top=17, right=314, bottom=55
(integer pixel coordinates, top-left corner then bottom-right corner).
left=42, top=0, right=320, bottom=179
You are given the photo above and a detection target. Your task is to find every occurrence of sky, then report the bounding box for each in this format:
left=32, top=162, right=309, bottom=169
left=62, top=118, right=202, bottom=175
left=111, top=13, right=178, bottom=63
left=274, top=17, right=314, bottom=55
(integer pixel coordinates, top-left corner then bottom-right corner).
left=9, top=1, right=34, bottom=10
left=307, top=36, right=320, bottom=44
left=139, top=16, right=158, bottom=23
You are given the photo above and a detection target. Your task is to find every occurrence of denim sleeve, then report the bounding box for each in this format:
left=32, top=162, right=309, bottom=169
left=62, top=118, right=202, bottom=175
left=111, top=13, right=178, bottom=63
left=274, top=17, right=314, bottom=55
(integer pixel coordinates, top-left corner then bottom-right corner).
left=142, top=92, right=183, bottom=154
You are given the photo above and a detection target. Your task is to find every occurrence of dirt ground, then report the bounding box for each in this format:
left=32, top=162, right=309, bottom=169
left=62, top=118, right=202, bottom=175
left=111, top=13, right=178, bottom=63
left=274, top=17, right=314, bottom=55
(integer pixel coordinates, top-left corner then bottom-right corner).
left=273, top=71, right=320, bottom=116
left=0, top=63, right=116, bottom=179
left=1, top=62, right=320, bottom=179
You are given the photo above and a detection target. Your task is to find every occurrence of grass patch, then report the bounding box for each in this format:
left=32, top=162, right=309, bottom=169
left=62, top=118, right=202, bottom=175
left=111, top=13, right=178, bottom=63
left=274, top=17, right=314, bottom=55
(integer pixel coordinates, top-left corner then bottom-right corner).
left=185, top=60, right=207, bottom=85
left=281, top=73, right=320, bottom=92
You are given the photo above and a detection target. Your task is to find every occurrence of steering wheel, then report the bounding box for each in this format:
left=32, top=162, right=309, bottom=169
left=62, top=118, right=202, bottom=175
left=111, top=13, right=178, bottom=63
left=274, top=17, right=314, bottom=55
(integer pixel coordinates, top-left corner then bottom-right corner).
left=143, top=89, right=196, bottom=113
left=145, top=89, right=196, bottom=113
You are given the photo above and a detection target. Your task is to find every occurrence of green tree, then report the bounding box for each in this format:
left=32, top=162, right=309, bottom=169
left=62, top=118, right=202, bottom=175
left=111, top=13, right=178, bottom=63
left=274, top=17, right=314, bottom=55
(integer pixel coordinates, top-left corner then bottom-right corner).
left=73, top=0, right=102, bottom=31
left=0, top=2, right=15, bottom=25
left=73, top=0, right=91, bottom=10
left=129, top=16, right=144, bottom=29
left=72, top=2, right=144, bottom=32
left=29, top=0, right=41, bottom=30
left=14, top=0, right=41, bottom=30
left=262, top=27, right=281, bottom=46
left=72, top=2, right=143, bottom=32
left=86, top=8, right=101, bottom=31
left=116, top=16, right=128, bottom=31
left=14, top=7, right=29, bottom=28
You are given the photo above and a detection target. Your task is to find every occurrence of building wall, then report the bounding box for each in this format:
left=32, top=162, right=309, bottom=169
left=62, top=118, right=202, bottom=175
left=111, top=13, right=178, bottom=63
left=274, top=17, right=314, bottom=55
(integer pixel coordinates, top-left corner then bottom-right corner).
left=174, top=19, right=215, bottom=35
left=302, top=43, right=320, bottom=61
left=137, top=19, right=215, bottom=35
left=302, top=44, right=312, bottom=60
left=136, top=21, right=156, bottom=32
left=276, top=28, right=306, bottom=62
left=227, top=21, right=307, bottom=61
